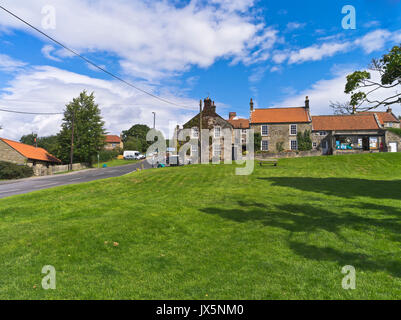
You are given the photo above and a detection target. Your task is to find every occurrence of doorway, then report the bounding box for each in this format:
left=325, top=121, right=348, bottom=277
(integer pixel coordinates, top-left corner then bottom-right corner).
left=362, top=137, right=370, bottom=150
left=389, top=142, right=398, bottom=153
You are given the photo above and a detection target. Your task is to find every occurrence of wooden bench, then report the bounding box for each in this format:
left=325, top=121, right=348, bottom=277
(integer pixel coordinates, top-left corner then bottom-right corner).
left=259, top=159, right=278, bottom=166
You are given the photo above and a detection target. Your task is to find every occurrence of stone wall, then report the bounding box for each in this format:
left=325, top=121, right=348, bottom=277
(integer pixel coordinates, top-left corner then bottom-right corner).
left=252, top=122, right=313, bottom=152
left=0, top=140, right=26, bottom=164
left=385, top=130, right=401, bottom=152
left=51, top=163, right=89, bottom=174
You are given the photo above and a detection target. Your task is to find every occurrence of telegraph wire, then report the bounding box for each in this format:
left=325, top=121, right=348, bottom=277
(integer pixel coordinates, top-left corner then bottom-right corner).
left=0, top=5, right=193, bottom=110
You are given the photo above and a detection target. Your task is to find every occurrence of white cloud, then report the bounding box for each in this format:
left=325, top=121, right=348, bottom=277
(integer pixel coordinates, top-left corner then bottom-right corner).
left=274, top=68, right=399, bottom=115
left=0, top=54, right=26, bottom=71
left=0, top=0, right=273, bottom=80
left=41, top=45, right=61, bottom=61
left=286, top=22, right=306, bottom=31
left=354, top=29, right=392, bottom=54
left=0, top=65, right=197, bottom=140
left=288, top=42, right=351, bottom=64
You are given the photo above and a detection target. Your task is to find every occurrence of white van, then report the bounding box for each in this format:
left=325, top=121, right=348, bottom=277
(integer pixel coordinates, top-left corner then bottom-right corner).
left=123, top=150, right=140, bottom=160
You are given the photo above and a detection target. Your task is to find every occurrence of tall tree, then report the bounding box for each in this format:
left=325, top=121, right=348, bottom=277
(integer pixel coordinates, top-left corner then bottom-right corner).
left=121, top=124, right=151, bottom=153
left=58, top=91, right=106, bottom=165
left=331, top=44, right=401, bottom=114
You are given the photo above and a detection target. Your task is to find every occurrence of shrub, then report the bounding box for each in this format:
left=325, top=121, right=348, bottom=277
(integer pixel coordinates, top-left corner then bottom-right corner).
left=297, top=130, right=312, bottom=151
left=95, top=149, right=120, bottom=163
left=388, top=128, right=401, bottom=137
left=276, top=141, right=284, bottom=152
left=0, top=161, right=34, bottom=179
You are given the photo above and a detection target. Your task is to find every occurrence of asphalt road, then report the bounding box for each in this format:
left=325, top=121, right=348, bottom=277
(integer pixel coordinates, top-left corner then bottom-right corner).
left=0, top=160, right=153, bottom=199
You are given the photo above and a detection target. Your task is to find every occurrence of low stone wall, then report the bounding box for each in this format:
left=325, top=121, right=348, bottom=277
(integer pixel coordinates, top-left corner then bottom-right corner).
left=51, top=163, right=88, bottom=174
left=255, top=149, right=321, bottom=159
left=332, top=149, right=380, bottom=155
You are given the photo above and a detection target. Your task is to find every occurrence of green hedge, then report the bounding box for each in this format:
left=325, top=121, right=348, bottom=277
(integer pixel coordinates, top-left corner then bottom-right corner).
left=388, top=128, right=401, bottom=137
left=0, top=161, right=34, bottom=180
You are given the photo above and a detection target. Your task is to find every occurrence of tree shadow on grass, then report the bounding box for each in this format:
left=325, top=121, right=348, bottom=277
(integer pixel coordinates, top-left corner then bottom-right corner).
left=260, top=177, right=401, bottom=200
left=201, top=201, right=401, bottom=277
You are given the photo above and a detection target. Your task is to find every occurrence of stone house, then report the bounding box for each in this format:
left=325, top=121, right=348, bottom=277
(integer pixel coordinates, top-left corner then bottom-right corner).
left=311, top=108, right=401, bottom=154
left=250, top=97, right=312, bottom=152
left=177, top=97, right=233, bottom=161
left=104, top=135, right=123, bottom=151
left=311, top=114, right=385, bottom=155
left=0, top=137, right=61, bottom=175
left=227, top=111, right=250, bottom=152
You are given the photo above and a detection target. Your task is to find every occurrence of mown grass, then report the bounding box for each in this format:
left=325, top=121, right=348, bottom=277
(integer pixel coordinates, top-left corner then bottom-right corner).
left=0, top=153, right=401, bottom=299
left=99, top=159, right=139, bottom=167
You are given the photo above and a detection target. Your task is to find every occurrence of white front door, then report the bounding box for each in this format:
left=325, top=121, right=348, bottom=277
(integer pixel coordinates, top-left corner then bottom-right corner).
left=389, top=142, right=397, bottom=152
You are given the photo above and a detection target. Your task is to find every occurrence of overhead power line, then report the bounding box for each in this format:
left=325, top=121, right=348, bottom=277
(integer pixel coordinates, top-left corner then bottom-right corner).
left=0, top=107, right=63, bottom=115
left=0, top=5, right=192, bottom=110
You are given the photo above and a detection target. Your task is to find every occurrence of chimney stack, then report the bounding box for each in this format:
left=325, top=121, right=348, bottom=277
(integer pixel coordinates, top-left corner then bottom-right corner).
left=212, top=101, right=216, bottom=113
left=250, top=98, right=254, bottom=112
left=229, top=112, right=237, bottom=120
left=305, top=96, right=310, bottom=109
left=387, top=106, right=392, bottom=113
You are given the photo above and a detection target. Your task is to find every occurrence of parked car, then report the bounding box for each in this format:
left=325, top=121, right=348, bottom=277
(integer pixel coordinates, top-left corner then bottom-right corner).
left=136, top=153, right=146, bottom=160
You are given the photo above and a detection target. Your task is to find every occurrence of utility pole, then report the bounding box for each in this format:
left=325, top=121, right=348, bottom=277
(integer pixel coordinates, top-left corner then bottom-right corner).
left=69, top=109, right=75, bottom=171
left=199, top=99, right=202, bottom=164
left=152, top=112, right=156, bottom=129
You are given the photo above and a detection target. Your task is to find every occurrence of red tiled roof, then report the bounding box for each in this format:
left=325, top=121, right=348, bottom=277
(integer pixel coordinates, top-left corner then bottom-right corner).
left=251, top=107, right=310, bottom=124
left=0, top=138, right=61, bottom=163
left=227, top=118, right=250, bottom=129
left=105, top=135, right=121, bottom=143
left=358, top=111, right=400, bottom=125
left=312, top=114, right=380, bottom=131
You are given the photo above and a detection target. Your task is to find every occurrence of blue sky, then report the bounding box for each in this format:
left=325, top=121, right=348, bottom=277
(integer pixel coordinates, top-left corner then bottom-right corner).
left=0, top=0, right=400, bottom=140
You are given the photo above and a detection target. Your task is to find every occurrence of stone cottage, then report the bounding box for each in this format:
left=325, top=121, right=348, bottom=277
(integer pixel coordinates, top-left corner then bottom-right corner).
left=104, top=135, right=123, bottom=151
left=250, top=97, right=312, bottom=152
left=0, top=137, right=61, bottom=175
left=311, top=108, right=401, bottom=154
left=177, top=97, right=234, bottom=161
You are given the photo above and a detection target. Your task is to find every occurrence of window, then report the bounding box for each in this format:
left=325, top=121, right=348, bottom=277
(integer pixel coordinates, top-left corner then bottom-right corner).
left=214, top=126, right=221, bottom=138
left=319, top=131, right=327, bottom=136
left=241, top=138, right=245, bottom=144
left=261, top=140, right=269, bottom=151
left=322, top=141, right=328, bottom=149
left=242, top=129, right=247, bottom=134
left=261, top=125, right=269, bottom=136
left=387, top=122, right=393, bottom=128
left=290, top=140, right=297, bottom=150
left=191, top=127, right=199, bottom=138
left=312, top=142, right=317, bottom=149
left=213, top=144, right=221, bottom=157
left=290, top=124, right=297, bottom=135
left=191, top=145, right=197, bottom=156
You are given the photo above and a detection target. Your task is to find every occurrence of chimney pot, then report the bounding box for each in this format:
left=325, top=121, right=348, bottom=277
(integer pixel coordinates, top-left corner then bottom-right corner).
left=250, top=98, right=254, bottom=112
left=387, top=107, right=392, bottom=113
left=305, top=96, right=310, bottom=109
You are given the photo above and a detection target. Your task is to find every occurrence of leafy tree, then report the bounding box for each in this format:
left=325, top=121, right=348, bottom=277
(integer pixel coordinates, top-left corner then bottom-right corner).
left=332, top=44, right=401, bottom=113
left=20, top=133, right=60, bottom=158
left=20, top=133, right=38, bottom=146
left=58, top=91, right=106, bottom=165
left=124, top=136, right=144, bottom=152
left=122, top=124, right=151, bottom=153
left=297, top=130, right=312, bottom=151
left=254, top=132, right=261, bottom=151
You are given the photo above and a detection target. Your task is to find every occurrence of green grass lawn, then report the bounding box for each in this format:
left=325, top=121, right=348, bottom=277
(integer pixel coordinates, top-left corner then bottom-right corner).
left=99, top=159, right=139, bottom=167
left=1, top=153, right=401, bottom=299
